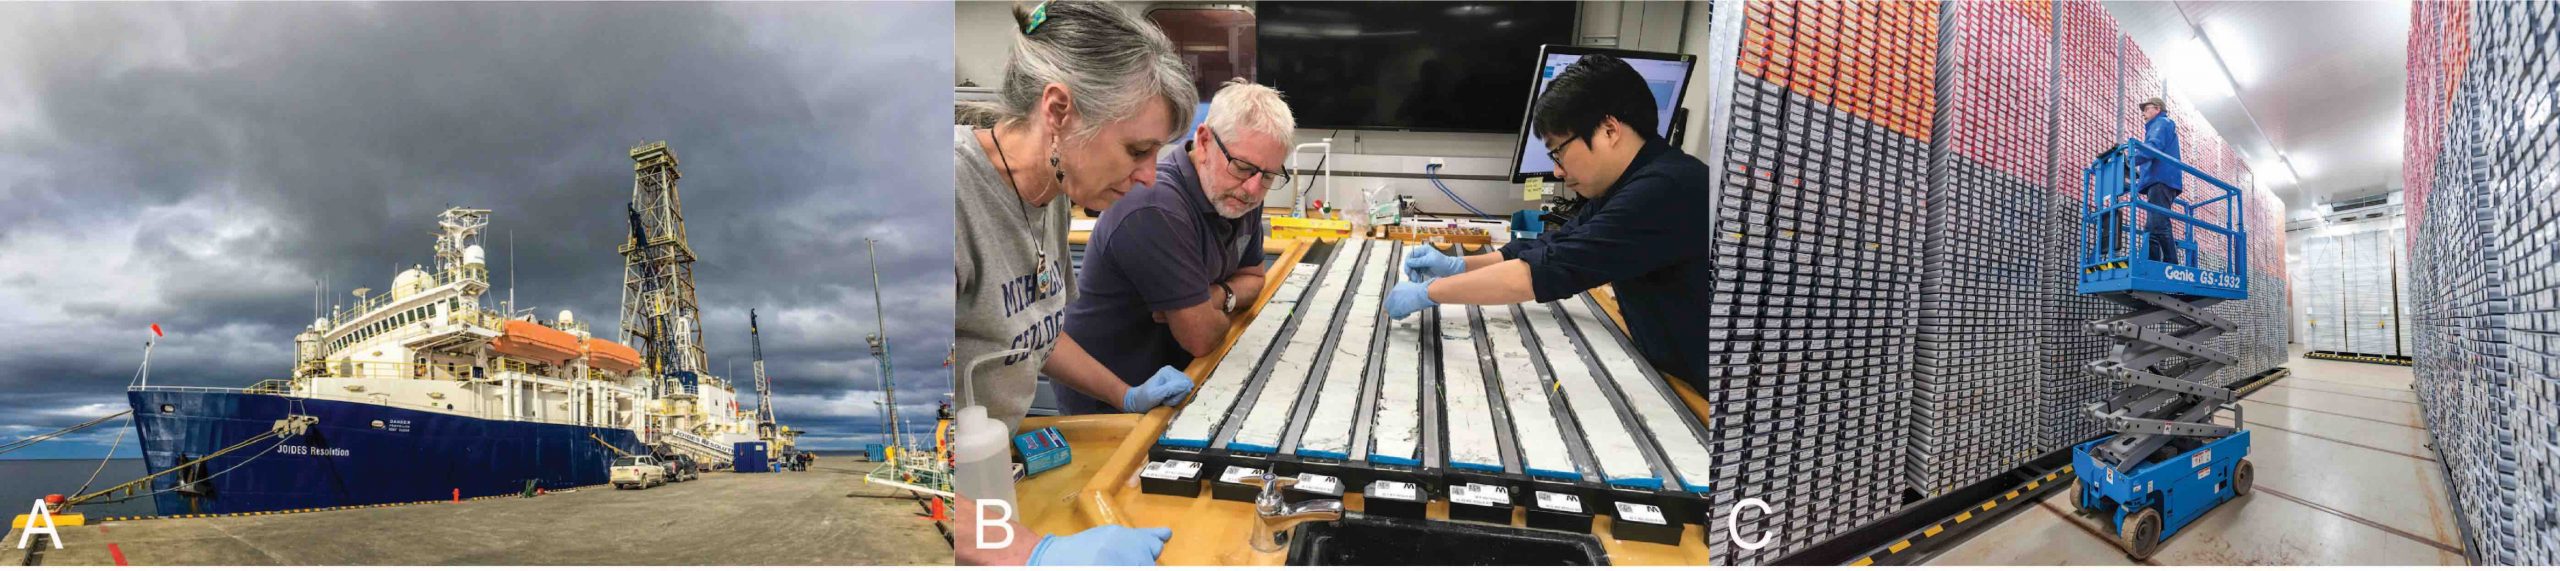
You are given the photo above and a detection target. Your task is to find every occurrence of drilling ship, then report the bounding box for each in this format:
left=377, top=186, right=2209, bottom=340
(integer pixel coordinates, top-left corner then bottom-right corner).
left=126, top=144, right=758, bottom=515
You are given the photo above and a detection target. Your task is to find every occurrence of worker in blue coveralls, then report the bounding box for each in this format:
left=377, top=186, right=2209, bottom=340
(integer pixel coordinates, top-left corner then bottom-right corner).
left=2110, top=96, right=2183, bottom=264
left=1386, top=54, right=1717, bottom=390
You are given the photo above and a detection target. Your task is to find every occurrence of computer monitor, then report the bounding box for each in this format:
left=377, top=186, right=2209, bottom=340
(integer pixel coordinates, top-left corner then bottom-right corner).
left=1508, top=45, right=1697, bottom=183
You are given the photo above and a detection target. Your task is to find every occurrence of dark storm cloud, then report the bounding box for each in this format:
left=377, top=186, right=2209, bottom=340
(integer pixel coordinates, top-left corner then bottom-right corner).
left=0, top=2, right=955, bottom=457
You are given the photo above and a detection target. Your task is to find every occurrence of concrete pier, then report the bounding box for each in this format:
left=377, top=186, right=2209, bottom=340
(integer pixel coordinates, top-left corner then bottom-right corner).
left=10, top=463, right=951, bottom=566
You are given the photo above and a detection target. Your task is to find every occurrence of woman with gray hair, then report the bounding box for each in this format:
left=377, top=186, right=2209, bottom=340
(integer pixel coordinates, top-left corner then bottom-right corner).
left=953, top=0, right=1196, bottom=565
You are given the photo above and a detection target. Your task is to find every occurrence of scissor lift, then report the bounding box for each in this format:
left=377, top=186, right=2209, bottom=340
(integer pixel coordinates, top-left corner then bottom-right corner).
left=2068, top=138, right=2255, bottom=559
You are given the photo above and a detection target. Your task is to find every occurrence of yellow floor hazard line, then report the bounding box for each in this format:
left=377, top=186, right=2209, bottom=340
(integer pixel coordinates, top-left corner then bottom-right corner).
left=1851, top=462, right=2081, bottom=565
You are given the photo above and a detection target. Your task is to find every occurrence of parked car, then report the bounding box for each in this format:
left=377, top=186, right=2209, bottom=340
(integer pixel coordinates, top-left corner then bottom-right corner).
left=663, top=455, right=701, bottom=482
left=611, top=455, right=667, bottom=489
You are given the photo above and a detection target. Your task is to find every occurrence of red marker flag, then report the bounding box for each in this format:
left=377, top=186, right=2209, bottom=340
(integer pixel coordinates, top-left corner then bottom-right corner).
left=150, top=323, right=164, bottom=337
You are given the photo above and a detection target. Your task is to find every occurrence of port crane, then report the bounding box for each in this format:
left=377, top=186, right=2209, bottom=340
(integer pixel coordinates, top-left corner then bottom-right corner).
left=751, top=309, right=778, bottom=441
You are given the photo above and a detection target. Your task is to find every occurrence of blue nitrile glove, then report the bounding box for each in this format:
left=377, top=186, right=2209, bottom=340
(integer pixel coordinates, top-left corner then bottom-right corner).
left=1029, top=525, right=1174, bottom=565
left=1386, top=280, right=1438, bottom=320
left=1121, top=366, right=1194, bottom=412
left=1404, top=246, right=1468, bottom=281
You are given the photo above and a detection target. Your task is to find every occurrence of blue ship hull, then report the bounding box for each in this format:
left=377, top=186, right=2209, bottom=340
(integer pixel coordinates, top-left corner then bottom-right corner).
left=128, top=388, right=647, bottom=516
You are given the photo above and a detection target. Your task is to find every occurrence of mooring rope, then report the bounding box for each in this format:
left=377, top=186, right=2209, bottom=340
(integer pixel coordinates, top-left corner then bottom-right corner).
left=0, top=410, right=132, bottom=457
left=72, top=416, right=137, bottom=497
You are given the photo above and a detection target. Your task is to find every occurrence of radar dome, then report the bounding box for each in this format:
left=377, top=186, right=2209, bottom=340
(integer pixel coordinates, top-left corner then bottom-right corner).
left=557, top=310, right=575, bottom=324
left=391, top=266, right=435, bottom=298
left=463, top=245, right=486, bottom=266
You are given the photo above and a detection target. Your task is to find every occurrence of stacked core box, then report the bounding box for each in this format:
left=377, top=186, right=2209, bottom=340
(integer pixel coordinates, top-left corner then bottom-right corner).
left=1696, top=0, right=2291, bottom=564
left=2166, top=99, right=2286, bottom=389
left=2037, top=0, right=2127, bottom=451
left=2406, top=0, right=2557, bottom=563
left=2298, top=227, right=2411, bottom=358
left=1909, top=0, right=2053, bottom=494
left=1702, top=0, right=1932, bottom=564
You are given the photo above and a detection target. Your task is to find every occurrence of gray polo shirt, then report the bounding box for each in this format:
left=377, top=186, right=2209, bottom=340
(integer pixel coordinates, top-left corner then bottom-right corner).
left=1057, top=144, right=1264, bottom=415
left=953, top=125, right=1075, bottom=433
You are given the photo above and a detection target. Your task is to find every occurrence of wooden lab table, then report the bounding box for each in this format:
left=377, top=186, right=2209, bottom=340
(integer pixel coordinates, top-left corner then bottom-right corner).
left=1013, top=237, right=1720, bottom=565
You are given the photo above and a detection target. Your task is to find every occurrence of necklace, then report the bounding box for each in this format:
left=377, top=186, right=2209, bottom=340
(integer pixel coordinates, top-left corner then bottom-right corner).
left=984, top=127, right=1060, bottom=299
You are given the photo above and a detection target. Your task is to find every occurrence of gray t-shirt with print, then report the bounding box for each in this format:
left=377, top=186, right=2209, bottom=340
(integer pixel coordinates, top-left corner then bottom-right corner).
left=953, top=125, right=1076, bottom=433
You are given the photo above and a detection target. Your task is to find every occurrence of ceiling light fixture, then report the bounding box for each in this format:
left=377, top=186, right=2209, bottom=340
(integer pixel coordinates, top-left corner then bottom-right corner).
left=2170, top=3, right=2293, bottom=194
left=2171, top=34, right=2238, bottom=100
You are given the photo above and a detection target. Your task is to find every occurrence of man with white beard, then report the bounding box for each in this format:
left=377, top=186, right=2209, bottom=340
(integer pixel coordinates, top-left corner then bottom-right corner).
left=1056, top=78, right=1291, bottom=415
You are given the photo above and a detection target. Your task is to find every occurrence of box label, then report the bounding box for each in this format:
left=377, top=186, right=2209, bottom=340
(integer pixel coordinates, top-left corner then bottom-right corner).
left=1367, top=481, right=1420, bottom=501
left=1141, top=459, right=1201, bottom=480
left=1294, top=473, right=1343, bottom=495
left=1219, top=465, right=1265, bottom=485
left=1616, top=501, right=1667, bottom=525
left=1450, top=483, right=1509, bottom=507
left=1535, top=491, right=1584, bottom=513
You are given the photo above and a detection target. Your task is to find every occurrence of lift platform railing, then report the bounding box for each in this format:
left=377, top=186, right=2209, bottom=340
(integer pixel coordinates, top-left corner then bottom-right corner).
left=2077, top=138, right=2249, bottom=299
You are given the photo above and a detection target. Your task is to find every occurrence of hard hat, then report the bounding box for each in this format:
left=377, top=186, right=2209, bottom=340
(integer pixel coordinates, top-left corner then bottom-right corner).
left=2140, top=97, right=2165, bottom=111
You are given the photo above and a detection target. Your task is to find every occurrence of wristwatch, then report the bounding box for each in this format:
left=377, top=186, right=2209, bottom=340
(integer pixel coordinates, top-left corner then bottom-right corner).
left=1218, top=283, right=1237, bottom=313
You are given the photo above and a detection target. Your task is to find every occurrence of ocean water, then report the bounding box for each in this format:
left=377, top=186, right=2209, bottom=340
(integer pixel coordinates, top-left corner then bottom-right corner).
left=0, top=459, right=157, bottom=518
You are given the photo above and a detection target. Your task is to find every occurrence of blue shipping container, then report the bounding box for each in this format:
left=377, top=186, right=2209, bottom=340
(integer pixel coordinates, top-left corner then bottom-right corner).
left=865, top=443, right=888, bottom=462
left=735, top=441, right=771, bottom=473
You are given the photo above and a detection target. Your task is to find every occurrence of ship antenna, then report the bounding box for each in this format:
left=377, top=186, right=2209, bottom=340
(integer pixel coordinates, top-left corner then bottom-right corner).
left=133, top=327, right=154, bottom=389
left=508, top=229, right=517, bottom=318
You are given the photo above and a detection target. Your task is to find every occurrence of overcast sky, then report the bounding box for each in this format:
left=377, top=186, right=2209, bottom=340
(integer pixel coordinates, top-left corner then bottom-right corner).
left=0, top=2, right=955, bottom=458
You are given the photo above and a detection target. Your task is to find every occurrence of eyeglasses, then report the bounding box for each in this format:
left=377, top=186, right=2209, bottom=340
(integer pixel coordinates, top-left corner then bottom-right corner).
left=1544, top=134, right=1585, bottom=164
left=1207, top=128, right=1291, bottom=188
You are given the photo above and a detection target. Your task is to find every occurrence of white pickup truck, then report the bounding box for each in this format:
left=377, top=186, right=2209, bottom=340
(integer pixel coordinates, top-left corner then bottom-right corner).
left=611, top=455, right=668, bottom=489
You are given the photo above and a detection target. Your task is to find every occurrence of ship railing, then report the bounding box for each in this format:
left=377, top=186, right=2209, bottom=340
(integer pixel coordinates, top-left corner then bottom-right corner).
left=446, top=265, right=489, bottom=286
left=864, top=460, right=954, bottom=498
left=451, top=308, right=510, bottom=331
left=328, top=290, right=402, bottom=326
left=310, top=360, right=475, bottom=382
left=311, top=389, right=477, bottom=418
left=129, top=384, right=274, bottom=394
left=659, top=430, right=731, bottom=458
left=666, top=430, right=719, bottom=449
left=127, top=381, right=315, bottom=398
left=322, top=268, right=488, bottom=326
left=492, top=357, right=554, bottom=377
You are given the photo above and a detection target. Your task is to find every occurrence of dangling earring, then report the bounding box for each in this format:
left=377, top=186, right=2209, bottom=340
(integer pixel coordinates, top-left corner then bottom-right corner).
left=1049, top=150, right=1063, bottom=186
left=1048, top=134, right=1066, bottom=195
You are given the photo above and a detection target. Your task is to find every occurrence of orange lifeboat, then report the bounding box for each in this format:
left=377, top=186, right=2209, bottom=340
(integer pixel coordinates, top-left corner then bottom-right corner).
left=492, top=320, right=582, bottom=364
left=585, top=338, right=644, bottom=374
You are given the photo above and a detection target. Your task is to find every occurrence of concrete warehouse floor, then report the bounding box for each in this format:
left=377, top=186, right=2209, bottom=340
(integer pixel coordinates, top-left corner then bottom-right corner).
left=1930, top=347, right=2469, bottom=565
left=12, top=462, right=951, bottom=566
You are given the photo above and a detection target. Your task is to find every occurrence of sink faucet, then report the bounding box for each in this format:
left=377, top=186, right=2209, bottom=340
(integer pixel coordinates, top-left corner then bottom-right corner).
left=1248, top=472, right=1342, bottom=553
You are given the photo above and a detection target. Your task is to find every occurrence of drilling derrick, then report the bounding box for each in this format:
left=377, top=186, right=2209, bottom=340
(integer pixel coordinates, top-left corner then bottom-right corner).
left=620, top=141, right=709, bottom=430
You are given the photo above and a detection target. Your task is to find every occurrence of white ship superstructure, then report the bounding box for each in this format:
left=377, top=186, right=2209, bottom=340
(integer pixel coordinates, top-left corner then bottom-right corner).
left=282, top=207, right=752, bottom=464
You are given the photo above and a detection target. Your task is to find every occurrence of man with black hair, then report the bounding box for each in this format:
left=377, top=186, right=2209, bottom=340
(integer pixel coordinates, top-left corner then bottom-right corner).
left=1386, top=53, right=1717, bottom=387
